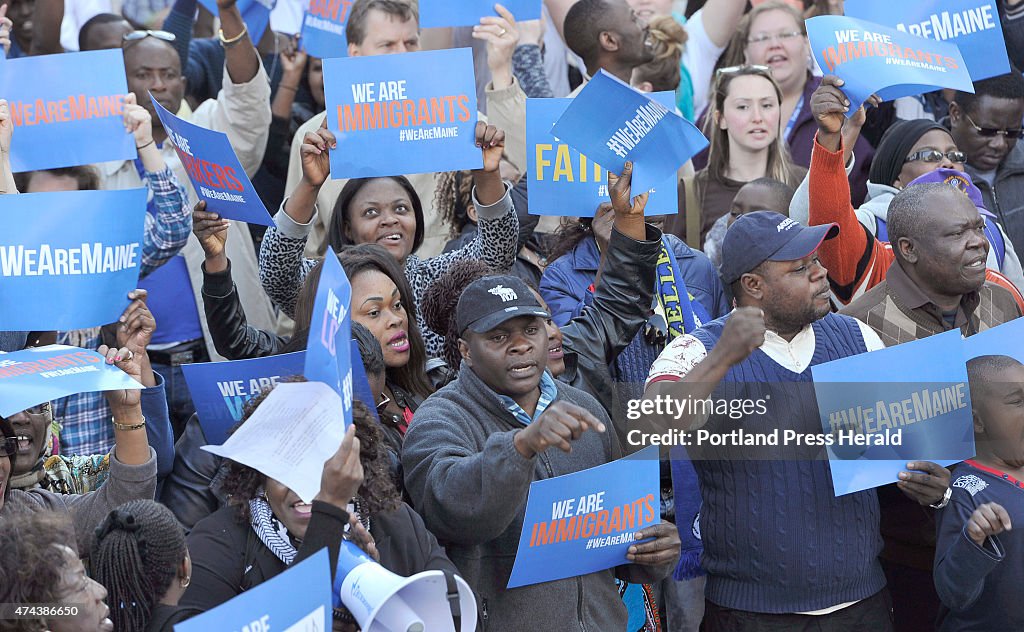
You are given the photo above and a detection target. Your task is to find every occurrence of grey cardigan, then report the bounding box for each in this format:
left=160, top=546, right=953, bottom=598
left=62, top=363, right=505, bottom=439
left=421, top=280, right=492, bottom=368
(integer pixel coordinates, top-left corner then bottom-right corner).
left=402, top=366, right=674, bottom=632
left=4, top=447, right=158, bottom=555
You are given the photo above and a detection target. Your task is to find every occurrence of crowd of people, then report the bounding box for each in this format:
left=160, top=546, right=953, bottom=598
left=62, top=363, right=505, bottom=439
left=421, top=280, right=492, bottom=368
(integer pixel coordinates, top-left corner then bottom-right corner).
left=1, top=0, right=1023, bottom=631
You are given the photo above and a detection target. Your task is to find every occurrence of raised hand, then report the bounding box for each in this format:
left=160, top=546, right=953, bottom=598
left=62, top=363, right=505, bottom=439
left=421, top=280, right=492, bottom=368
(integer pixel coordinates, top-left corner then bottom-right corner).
left=123, top=93, right=154, bottom=148
left=473, top=4, right=518, bottom=89
left=300, top=117, right=337, bottom=188
left=279, top=35, right=308, bottom=79
left=474, top=122, right=506, bottom=174
left=513, top=401, right=606, bottom=458
left=711, top=307, right=766, bottom=368
left=0, top=4, right=11, bottom=57
left=608, top=161, right=649, bottom=219
left=810, top=75, right=850, bottom=139
left=0, top=98, right=12, bottom=158
left=98, top=343, right=143, bottom=411
left=314, top=424, right=364, bottom=510
left=116, top=289, right=156, bottom=356
left=192, top=200, right=230, bottom=265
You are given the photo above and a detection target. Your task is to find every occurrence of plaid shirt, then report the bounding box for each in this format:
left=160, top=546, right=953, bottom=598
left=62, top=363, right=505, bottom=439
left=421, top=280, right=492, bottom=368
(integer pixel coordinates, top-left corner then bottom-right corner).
left=53, top=167, right=189, bottom=455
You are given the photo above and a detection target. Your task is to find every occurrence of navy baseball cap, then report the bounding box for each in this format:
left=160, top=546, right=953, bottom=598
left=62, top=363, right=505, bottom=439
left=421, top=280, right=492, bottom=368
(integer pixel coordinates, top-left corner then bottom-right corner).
left=456, top=275, right=551, bottom=335
left=720, top=211, right=840, bottom=284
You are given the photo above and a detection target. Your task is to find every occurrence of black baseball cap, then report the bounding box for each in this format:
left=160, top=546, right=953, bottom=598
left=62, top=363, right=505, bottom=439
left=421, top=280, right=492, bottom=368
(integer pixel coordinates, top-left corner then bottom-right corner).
left=456, top=275, right=551, bottom=334
left=720, top=211, right=839, bottom=284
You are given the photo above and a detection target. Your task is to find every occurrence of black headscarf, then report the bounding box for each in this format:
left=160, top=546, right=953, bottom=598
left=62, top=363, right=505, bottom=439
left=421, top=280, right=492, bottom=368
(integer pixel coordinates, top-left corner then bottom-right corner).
left=868, top=119, right=949, bottom=188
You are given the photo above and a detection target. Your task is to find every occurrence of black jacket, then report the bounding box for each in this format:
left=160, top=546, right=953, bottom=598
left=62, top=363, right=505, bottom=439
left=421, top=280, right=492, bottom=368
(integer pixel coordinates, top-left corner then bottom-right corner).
left=160, top=415, right=225, bottom=532
left=557, top=224, right=661, bottom=427
left=202, top=259, right=288, bottom=360
left=181, top=501, right=458, bottom=613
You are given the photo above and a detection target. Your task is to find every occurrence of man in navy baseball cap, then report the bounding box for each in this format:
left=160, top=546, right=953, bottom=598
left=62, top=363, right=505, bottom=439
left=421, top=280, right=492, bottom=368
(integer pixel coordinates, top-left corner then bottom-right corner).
left=720, top=211, right=840, bottom=286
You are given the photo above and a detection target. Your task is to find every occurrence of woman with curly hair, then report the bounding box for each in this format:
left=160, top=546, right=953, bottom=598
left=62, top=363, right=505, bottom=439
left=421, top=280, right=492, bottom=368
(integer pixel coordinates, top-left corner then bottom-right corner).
left=0, top=510, right=112, bottom=632
left=180, top=384, right=456, bottom=625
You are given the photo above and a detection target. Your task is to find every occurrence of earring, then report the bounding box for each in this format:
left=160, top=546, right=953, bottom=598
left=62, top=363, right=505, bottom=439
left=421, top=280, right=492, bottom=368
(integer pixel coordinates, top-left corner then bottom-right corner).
left=181, top=575, right=191, bottom=589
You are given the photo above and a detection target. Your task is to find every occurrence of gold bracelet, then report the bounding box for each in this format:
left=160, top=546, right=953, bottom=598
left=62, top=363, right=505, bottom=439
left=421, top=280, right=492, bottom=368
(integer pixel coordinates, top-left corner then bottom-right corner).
left=218, top=24, right=249, bottom=47
left=112, top=416, right=146, bottom=431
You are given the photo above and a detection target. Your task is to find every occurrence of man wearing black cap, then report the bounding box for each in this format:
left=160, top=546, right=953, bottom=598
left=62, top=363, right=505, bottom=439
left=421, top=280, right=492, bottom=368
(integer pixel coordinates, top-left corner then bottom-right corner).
left=640, top=211, right=902, bottom=630
left=402, top=274, right=679, bottom=632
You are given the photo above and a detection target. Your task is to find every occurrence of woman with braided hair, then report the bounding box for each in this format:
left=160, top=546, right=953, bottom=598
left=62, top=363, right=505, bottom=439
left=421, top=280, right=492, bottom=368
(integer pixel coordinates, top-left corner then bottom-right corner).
left=91, top=499, right=197, bottom=632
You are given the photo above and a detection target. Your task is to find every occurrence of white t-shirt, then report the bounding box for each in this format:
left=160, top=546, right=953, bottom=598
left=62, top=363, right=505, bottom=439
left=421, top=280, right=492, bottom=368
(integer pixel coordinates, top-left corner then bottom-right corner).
left=681, top=9, right=726, bottom=119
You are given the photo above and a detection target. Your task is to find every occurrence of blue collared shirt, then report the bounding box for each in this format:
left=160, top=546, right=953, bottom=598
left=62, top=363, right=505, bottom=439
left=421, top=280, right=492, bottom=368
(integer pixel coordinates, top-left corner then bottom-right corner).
left=496, top=370, right=559, bottom=426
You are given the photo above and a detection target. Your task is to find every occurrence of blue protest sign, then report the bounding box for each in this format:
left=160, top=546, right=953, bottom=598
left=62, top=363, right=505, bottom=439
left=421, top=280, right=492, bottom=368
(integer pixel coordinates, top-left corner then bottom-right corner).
left=0, top=49, right=134, bottom=172
left=305, top=251, right=353, bottom=427
left=300, top=0, right=351, bottom=59
left=0, top=189, right=147, bottom=331
left=845, top=0, right=1009, bottom=81
left=324, top=48, right=482, bottom=178
left=507, top=446, right=660, bottom=588
left=174, top=548, right=331, bottom=632
left=527, top=94, right=678, bottom=216
left=811, top=329, right=975, bottom=496
left=550, top=70, right=708, bottom=194
left=197, top=0, right=274, bottom=42
left=806, top=15, right=975, bottom=111
left=963, top=318, right=1024, bottom=361
left=419, top=0, right=542, bottom=28
left=181, top=352, right=307, bottom=445
left=0, top=345, right=144, bottom=417
left=150, top=98, right=273, bottom=226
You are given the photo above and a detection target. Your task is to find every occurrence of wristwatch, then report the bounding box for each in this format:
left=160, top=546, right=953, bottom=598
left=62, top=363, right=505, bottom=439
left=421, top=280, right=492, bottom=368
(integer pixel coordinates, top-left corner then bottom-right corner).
left=929, top=487, right=952, bottom=509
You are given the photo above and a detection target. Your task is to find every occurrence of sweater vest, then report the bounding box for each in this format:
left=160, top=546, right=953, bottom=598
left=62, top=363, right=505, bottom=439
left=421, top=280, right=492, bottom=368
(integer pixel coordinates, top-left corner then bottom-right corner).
left=688, top=312, right=886, bottom=613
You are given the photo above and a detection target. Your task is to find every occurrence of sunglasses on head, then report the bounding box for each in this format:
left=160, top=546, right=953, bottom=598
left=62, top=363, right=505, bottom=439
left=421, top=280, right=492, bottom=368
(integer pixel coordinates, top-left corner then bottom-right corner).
left=122, top=30, right=177, bottom=46
left=963, top=112, right=1024, bottom=139
left=716, top=64, right=772, bottom=78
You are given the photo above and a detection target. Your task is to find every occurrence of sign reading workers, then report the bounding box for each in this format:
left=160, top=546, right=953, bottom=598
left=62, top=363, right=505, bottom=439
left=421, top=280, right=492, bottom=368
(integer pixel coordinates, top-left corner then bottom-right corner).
left=300, top=0, right=351, bottom=59
left=0, top=49, right=135, bottom=172
left=550, top=70, right=708, bottom=195
left=845, top=0, right=1009, bottom=81
left=151, top=98, right=274, bottom=226
left=0, top=345, right=144, bottom=417
left=0, top=189, right=147, bottom=331
left=324, top=47, right=482, bottom=177
left=812, top=329, right=975, bottom=496
left=181, top=351, right=307, bottom=445
left=508, top=446, right=660, bottom=588
left=806, top=15, right=975, bottom=111
left=527, top=94, right=679, bottom=216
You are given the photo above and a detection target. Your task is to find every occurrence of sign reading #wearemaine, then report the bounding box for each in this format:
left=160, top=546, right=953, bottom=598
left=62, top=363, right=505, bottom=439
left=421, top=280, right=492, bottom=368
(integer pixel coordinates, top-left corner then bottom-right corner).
left=419, top=0, right=542, bottom=28
left=151, top=98, right=274, bottom=226
left=324, top=47, right=481, bottom=178
left=0, top=345, right=144, bottom=417
left=174, top=548, right=331, bottom=632
left=300, top=0, right=351, bottom=59
left=806, top=15, right=974, bottom=112
left=845, top=0, right=1009, bottom=81
left=527, top=94, right=679, bottom=216
left=305, top=250, right=353, bottom=428
left=549, top=70, right=708, bottom=195
left=0, top=49, right=135, bottom=172
left=0, top=189, right=147, bottom=331
left=508, top=445, right=660, bottom=588
left=181, top=352, right=307, bottom=445
left=811, top=329, right=974, bottom=496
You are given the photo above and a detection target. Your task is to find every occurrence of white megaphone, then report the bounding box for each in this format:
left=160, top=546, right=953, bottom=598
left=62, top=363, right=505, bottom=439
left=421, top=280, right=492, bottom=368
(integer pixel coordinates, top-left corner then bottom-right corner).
left=333, top=540, right=477, bottom=632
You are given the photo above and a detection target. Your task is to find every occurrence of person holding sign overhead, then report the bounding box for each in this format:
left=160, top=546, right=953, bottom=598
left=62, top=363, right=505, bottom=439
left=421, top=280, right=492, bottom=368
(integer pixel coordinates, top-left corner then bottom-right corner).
left=261, top=118, right=519, bottom=357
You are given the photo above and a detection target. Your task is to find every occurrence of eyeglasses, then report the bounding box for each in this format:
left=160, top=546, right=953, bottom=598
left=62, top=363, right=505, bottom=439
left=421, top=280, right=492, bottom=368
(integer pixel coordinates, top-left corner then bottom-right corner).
left=122, top=30, right=177, bottom=47
left=747, top=30, right=804, bottom=46
left=963, top=112, right=1024, bottom=139
left=376, top=393, right=392, bottom=413
left=0, top=437, right=18, bottom=458
left=904, top=149, right=967, bottom=164
left=716, top=64, right=772, bottom=78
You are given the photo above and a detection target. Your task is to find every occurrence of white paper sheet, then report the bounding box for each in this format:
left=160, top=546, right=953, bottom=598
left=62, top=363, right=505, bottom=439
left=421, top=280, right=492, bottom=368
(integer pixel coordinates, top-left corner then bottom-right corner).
left=202, top=381, right=347, bottom=502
